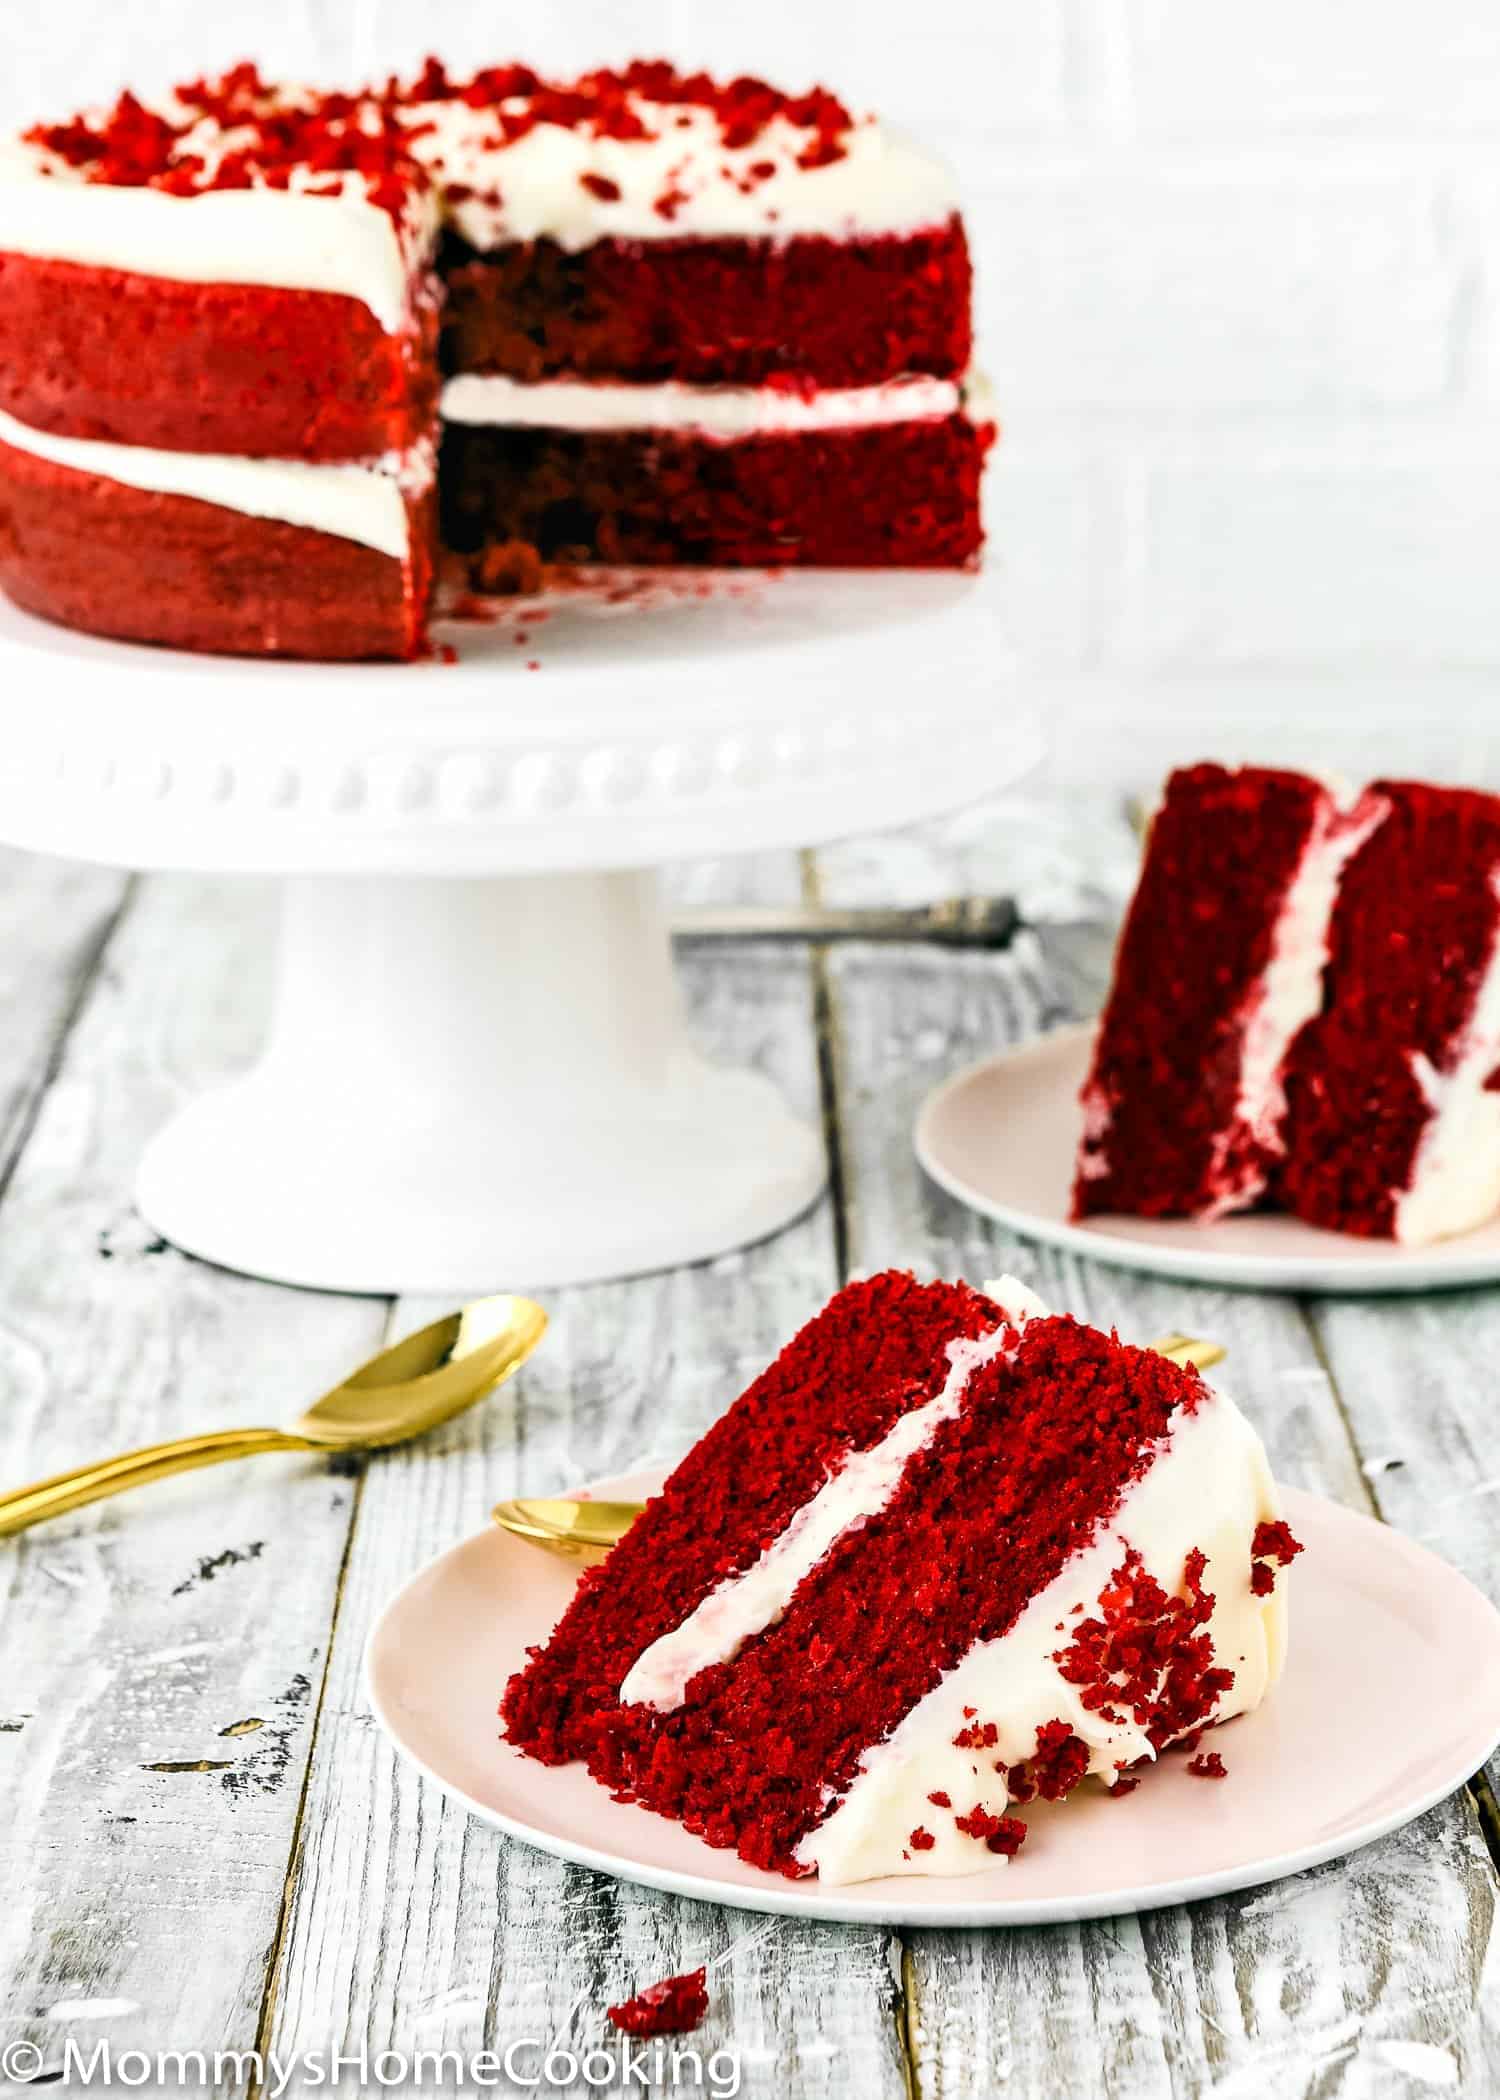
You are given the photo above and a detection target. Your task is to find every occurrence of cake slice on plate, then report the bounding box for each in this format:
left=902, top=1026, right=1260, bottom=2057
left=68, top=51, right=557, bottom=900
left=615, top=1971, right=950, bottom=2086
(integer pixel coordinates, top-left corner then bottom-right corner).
left=502, top=1271, right=1298, bottom=1884
left=1074, top=762, right=1500, bottom=1245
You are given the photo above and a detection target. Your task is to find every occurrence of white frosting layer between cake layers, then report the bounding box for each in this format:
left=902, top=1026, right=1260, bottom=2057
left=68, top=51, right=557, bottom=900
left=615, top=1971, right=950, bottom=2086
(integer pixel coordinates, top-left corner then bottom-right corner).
left=799, top=1370, right=1286, bottom=1884
left=406, top=99, right=957, bottom=252
left=440, top=372, right=965, bottom=437
left=0, top=141, right=434, bottom=333
left=0, top=407, right=426, bottom=558
left=619, top=1309, right=1021, bottom=1711
left=620, top=1278, right=1049, bottom=1712
left=1204, top=779, right=1388, bottom=1218
left=1395, top=869, right=1500, bottom=1245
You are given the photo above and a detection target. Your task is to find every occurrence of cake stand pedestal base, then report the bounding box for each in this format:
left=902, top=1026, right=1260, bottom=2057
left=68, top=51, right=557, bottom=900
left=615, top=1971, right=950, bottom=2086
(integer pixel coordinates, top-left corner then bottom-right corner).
left=135, top=871, right=825, bottom=1293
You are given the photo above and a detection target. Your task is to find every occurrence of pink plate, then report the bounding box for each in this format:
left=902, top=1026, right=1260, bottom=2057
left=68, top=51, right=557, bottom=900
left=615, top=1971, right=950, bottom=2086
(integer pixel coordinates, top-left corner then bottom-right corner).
left=916, top=1023, right=1500, bottom=1295
left=365, top=1470, right=1500, bottom=1925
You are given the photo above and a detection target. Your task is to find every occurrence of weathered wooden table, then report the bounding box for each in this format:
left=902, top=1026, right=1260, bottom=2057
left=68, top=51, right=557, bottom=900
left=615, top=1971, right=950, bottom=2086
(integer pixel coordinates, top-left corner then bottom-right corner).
left=2, top=788, right=1496, bottom=2098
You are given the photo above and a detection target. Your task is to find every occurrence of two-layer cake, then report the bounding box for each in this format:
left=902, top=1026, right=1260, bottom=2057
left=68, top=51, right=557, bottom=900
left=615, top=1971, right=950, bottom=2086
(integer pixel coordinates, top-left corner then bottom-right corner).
left=0, top=61, right=994, bottom=660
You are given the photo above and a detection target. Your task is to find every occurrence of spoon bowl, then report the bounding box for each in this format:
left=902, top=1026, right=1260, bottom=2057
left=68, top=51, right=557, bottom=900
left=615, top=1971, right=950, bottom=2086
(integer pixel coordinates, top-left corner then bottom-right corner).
left=294, top=1296, right=549, bottom=1449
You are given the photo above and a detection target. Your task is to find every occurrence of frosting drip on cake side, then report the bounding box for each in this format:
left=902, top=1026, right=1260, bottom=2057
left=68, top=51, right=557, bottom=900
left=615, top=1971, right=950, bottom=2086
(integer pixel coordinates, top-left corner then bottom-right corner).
left=618, top=1278, right=1044, bottom=1712
left=0, top=407, right=428, bottom=557
left=1395, top=867, right=1500, bottom=1245
left=797, top=1380, right=1287, bottom=1883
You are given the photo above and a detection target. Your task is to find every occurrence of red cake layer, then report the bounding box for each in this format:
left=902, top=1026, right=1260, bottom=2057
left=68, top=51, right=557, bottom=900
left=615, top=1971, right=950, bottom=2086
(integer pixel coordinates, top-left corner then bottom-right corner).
left=441, top=414, right=991, bottom=570
left=0, top=255, right=437, bottom=459
left=506, top=1304, right=1213, bottom=1877
left=503, top=1273, right=1002, bottom=1768
left=0, top=440, right=430, bottom=659
left=439, top=221, right=972, bottom=387
left=1277, top=781, right=1500, bottom=1235
left=1074, top=764, right=1330, bottom=1221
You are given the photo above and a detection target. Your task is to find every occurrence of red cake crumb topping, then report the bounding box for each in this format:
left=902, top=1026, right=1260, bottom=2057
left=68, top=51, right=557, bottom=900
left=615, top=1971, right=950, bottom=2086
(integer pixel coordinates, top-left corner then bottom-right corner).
left=952, top=1719, right=999, bottom=1749
left=397, top=58, right=854, bottom=158
left=1187, top=1751, right=1228, bottom=1780
left=909, top=1826, right=936, bottom=1852
left=606, top=1969, right=709, bottom=2038
left=927, top=1790, right=952, bottom=1809
left=1054, top=1546, right=1234, bottom=1750
left=1008, top=1720, right=1091, bottom=1804
left=952, top=1805, right=1028, bottom=1856
left=27, top=64, right=426, bottom=219
left=1250, top=1519, right=1304, bottom=1597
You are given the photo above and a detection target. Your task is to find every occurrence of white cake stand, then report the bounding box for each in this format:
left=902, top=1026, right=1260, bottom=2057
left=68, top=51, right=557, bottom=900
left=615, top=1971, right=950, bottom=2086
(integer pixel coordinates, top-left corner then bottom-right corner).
left=0, top=572, right=1039, bottom=1293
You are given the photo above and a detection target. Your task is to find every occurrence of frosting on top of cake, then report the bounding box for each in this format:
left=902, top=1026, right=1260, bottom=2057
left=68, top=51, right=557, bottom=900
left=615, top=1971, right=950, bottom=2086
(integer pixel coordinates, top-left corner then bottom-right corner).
left=0, top=60, right=957, bottom=318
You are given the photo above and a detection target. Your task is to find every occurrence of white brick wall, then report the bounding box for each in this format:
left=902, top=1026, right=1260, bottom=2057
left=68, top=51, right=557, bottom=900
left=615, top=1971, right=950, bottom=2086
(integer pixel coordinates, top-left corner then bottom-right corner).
left=6, top=0, right=1500, bottom=787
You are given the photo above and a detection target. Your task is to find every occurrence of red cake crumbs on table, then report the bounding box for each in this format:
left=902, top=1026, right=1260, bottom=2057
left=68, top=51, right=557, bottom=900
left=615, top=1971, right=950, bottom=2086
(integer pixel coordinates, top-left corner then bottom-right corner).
left=606, top=1968, right=709, bottom=2038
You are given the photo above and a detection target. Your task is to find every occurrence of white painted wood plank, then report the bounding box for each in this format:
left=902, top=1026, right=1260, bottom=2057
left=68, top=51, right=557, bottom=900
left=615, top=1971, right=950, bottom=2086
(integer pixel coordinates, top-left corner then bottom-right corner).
left=815, top=803, right=1500, bottom=2099
left=262, top=922, right=912, bottom=2098
left=0, top=848, right=128, bottom=1186
left=0, top=871, right=388, bottom=2078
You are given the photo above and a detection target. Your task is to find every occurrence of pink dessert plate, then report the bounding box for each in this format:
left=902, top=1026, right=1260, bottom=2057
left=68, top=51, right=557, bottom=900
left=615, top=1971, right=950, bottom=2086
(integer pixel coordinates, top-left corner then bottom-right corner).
left=916, top=1022, right=1500, bottom=1295
left=365, top=1465, right=1500, bottom=1926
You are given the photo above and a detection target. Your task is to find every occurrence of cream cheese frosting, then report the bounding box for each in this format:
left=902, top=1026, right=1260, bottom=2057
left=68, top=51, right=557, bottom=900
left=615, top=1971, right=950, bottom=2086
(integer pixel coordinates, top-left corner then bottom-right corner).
left=439, top=371, right=966, bottom=438
left=0, top=89, right=955, bottom=323
left=405, top=99, right=956, bottom=252
left=798, top=1374, right=1285, bottom=1882
left=0, top=140, right=434, bottom=334
left=0, top=406, right=426, bottom=557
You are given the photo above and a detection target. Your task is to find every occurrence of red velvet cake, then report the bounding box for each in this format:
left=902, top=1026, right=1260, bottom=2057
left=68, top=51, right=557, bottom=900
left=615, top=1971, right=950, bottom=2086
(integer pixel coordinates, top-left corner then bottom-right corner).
left=501, top=1271, right=1296, bottom=1884
left=1076, top=764, right=1500, bottom=1245
left=0, top=61, right=993, bottom=660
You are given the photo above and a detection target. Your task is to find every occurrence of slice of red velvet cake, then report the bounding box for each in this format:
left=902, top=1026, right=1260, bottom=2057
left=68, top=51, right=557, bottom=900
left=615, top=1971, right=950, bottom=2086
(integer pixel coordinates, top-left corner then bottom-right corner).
left=0, top=59, right=992, bottom=660
left=502, top=1271, right=1297, bottom=1884
left=1076, top=763, right=1500, bottom=1245
left=1075, top=763, right=1382, bottom=1223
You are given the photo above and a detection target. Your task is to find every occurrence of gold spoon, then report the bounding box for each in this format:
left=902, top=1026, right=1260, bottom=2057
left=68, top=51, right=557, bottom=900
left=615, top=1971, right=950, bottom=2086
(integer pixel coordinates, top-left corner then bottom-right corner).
left=0, top=1294, right=547, bottom=1538
left=492, top=1332, right=1227, bottom=1558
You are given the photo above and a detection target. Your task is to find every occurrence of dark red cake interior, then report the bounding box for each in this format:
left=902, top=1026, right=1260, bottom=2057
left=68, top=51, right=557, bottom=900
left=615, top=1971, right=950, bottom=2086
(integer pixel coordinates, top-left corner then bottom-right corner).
left=441, top=416, right=991, bottom=569
left=1277, top=780, right=1500, bottom=1235
left=1074, top=762, right=1329, bottom=1220
left=439, top=222, right=971, bottom=388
